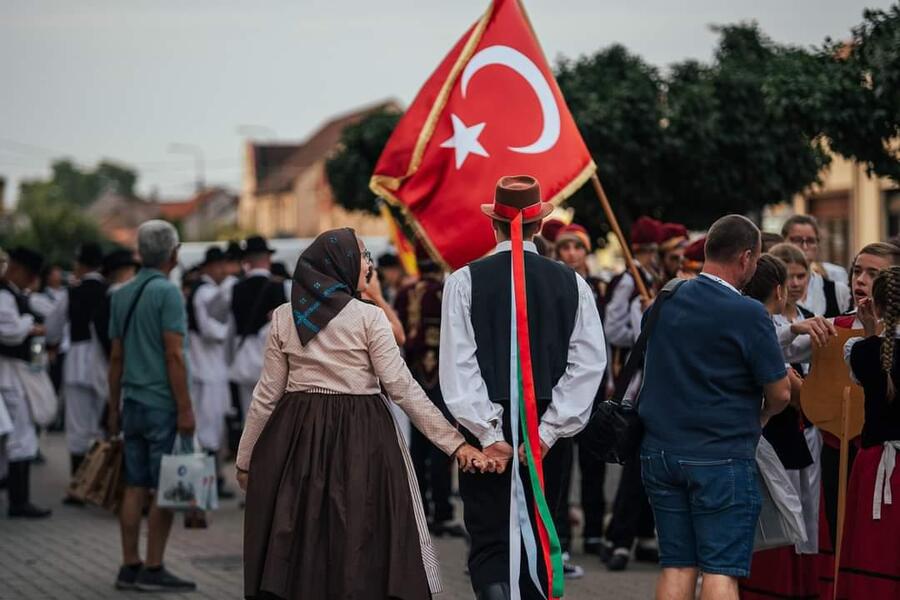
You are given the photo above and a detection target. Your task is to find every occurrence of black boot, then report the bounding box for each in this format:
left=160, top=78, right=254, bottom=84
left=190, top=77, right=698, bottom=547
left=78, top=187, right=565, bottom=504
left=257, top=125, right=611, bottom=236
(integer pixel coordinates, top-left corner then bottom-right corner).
left=476, top=583, right=511, bottom=600
left=7, top=460, right=52, bottom=518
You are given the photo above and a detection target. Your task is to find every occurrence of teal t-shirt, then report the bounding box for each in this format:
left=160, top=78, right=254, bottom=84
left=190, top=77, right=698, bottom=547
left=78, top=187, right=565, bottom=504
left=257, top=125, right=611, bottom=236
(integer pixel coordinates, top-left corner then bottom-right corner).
left=109, top=268, right=188, bottom=411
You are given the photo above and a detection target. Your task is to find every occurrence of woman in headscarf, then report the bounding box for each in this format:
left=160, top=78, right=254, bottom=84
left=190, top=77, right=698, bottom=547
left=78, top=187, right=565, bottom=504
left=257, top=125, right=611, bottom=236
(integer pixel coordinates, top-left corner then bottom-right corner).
left=236, top=228, right=491, bottom=600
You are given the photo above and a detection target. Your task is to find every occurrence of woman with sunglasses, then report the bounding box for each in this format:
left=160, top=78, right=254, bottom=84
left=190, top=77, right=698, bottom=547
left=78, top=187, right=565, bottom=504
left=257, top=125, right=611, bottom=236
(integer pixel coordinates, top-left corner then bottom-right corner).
left=236, top=228, right=492, bottom=600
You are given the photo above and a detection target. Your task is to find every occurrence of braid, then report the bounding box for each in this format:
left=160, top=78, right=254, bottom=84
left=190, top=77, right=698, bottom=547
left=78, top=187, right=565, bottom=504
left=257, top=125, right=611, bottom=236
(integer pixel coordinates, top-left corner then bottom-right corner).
left=874, top=267, right=900, bottom=402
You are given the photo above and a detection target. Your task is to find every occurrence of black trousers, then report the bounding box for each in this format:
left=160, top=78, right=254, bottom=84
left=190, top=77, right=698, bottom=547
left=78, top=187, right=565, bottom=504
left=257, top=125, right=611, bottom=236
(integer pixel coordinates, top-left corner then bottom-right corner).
left=410, top=425, right=453, bottom=523
left=576, top=435, right=608, bottom=540
left=605, top=454, right=655, bottom=549
left=542, top=438, right=574, bottom=552
left=460, top=440, right=570, bottom=598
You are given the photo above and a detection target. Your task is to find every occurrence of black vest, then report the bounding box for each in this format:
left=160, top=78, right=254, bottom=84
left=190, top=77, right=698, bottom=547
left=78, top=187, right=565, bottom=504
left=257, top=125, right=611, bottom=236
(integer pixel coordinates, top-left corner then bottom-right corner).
left=186, top=280, right=208, bottom=334
left=0, top=281, right=41, bottom=361
left=231, top=275, right=287, bottom=337
left=469, top=251, right=579, bottom=426
left=68, top=277, right=108, bottom=343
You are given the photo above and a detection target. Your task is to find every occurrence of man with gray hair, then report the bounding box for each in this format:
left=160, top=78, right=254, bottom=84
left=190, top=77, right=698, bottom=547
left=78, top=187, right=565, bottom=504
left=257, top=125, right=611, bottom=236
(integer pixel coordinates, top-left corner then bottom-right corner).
left=638, top=215, right=792, bottom=600
left=107, top=220, right=196, bottom=593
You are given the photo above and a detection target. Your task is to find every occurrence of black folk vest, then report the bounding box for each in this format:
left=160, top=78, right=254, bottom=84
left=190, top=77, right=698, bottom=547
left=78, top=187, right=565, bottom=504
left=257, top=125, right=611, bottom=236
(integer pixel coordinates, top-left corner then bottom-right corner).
left=230, top=275, right=286, bottom=338
left=68, top=277, right=108, bottom=343
left=186, top=280, right=208, bottom=334
left=0, top=281, right=41, bottom=361
left=469, top=250, right=579, bottom=434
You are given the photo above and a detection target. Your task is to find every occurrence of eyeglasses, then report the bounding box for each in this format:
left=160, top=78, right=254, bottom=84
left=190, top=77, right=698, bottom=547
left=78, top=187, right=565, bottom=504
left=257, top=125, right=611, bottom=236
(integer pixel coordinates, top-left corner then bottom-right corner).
left=362, top=250, right=373, bottom=265
left=788, top=236, right=818, bottom=247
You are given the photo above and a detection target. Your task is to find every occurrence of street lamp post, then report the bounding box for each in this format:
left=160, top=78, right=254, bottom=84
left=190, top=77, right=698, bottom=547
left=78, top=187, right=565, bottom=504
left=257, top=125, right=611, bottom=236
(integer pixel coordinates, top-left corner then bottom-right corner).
left=168, top=143, right=205, bottom=192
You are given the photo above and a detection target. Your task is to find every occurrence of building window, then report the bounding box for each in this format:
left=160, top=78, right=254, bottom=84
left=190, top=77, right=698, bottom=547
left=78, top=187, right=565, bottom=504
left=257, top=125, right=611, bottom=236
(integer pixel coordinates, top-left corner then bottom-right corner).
left=807, top=193, right=850, bottom=269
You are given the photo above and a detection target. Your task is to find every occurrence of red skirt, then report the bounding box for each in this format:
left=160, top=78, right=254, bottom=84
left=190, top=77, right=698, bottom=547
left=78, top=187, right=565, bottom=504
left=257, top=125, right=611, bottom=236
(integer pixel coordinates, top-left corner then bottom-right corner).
left=836, top=445, right=900, bottom=599
left=740, top=546, right=819, bottom=599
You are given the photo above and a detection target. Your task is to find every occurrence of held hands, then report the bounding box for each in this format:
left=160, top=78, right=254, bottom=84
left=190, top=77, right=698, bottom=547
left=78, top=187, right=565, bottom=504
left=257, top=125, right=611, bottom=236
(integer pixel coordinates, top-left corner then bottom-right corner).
left=790, top=316, right=837, bottom=348
left=455, top=444, right=496, bottom=474
left=481, top=441, right=514, bottom=474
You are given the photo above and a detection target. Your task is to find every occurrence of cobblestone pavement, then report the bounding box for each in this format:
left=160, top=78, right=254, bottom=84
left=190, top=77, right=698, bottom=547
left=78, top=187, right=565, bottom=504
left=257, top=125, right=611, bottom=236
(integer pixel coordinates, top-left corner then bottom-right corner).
left=0, top=433, right=657, bottom=599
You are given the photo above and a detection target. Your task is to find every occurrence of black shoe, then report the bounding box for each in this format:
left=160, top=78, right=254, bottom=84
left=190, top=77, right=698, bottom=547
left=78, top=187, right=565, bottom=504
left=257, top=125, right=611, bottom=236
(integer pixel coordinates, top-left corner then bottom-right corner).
left=134, top=565, right=197, bottom=592
left=476, top=582, right=510, bottom=600
left=634, top=544, right=659, bottom=563
left=8, top=502, right=52, bottom=519
left=114, top=562, right=143, bottom=590
left=606, top=549, right=630, bottom=572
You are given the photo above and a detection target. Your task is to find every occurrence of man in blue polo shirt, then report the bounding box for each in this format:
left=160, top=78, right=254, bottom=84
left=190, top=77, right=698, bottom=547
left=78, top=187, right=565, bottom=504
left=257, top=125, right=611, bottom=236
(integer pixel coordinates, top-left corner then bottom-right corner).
left=638, top=215, right=791, bottom=600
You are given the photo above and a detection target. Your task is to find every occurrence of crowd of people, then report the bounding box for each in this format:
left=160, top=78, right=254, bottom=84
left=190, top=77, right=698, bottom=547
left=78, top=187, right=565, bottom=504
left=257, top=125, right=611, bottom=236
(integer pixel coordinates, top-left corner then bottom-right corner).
left=1, top=176, right=899, bottom=599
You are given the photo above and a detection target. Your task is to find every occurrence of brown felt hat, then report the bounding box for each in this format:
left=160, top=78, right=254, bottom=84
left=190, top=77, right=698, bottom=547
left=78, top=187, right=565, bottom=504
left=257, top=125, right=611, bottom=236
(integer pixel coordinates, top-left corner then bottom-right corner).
left=480, top=175, right=554, bottom=224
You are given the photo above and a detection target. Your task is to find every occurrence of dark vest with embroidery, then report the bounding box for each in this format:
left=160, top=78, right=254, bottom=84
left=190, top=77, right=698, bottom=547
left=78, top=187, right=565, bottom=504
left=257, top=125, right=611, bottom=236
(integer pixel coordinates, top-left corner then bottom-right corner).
left=187, top=280, right=209, bottom=334
left=469, top=251, right=579, bottom=434
left=0, top=281, right=42, bottom=361
left=231, top=275, right=286, bottom=337
left=68, top=277, right=108, bottom=343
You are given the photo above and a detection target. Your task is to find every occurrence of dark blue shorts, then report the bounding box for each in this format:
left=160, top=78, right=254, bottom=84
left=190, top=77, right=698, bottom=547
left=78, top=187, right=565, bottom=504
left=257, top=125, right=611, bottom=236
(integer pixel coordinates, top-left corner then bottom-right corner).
left=122, top=401, right=177, bottom=489
left=640, top=448, right=762, bottom=577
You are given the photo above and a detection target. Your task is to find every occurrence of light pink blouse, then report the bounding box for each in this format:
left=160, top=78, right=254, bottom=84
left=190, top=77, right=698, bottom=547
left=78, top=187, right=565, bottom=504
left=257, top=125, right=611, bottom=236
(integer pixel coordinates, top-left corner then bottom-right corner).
left=236, top=299, right=465, bottom=471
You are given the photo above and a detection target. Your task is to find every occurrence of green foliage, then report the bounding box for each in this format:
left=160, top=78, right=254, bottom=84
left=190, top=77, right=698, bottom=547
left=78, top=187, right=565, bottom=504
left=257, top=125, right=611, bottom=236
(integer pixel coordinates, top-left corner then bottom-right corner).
left=2, top=159, right=128, bottom=265
left=325, top=108, right=401, bottom=215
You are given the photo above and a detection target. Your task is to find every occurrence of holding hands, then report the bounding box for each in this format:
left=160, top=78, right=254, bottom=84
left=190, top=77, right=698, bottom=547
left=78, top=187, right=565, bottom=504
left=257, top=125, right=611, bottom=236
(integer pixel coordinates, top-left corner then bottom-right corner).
left=790, top=316, right=837, bottom=348
left=455, top=443, right=497, bottom=473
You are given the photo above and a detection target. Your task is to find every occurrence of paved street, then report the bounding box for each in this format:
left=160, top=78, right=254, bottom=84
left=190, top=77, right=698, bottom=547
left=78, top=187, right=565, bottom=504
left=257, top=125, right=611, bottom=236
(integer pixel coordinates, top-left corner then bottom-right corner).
left=0, top=433, right=657, bottom=599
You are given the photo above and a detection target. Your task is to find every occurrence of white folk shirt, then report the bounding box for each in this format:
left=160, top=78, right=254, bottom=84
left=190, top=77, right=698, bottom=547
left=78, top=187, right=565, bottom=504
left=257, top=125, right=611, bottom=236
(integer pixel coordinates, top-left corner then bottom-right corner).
left=190, top=276, right=230, bottom=382
left=54, top=272, right=107, bottom=391
left=439, top=240, right=608, bottom=449
left=800, top=271, right=852, bottom=317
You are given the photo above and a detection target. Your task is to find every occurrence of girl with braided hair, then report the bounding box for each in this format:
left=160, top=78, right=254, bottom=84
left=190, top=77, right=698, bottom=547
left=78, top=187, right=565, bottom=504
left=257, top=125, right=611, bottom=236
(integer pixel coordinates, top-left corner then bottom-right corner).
left=837, top=266, right=900, bottom=598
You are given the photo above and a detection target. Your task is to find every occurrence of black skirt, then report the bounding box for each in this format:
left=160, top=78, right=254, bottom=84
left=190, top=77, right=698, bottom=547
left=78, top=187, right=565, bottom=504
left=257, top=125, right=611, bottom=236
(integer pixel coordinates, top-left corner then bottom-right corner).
left=243, top=392, right=430, bottom=600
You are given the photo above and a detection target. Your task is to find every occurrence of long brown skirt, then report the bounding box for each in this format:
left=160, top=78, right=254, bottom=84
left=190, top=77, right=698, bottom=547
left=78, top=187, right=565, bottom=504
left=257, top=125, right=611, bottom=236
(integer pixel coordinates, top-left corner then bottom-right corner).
left=243, top=392, right=430, bottom=600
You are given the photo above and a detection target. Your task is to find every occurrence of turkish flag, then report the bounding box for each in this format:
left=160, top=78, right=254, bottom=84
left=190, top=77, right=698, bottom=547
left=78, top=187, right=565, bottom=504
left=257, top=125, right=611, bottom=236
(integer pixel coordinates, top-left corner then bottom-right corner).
left=370, top=0, right=595, bottom=270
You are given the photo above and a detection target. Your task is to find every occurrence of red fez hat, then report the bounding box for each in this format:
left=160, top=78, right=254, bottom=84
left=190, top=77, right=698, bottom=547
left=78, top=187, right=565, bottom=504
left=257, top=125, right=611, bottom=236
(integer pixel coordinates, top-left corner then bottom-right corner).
left=541, top=218, right=567, bottom=243
left=631, top=217, right=663, bottom=247
left=684, top=237, right=706, bottom=264
left=481, top=175, right=553, bottom=224
left=555, top=224, right=592, bottom=252
left=659, top=222, right=689, bottom=252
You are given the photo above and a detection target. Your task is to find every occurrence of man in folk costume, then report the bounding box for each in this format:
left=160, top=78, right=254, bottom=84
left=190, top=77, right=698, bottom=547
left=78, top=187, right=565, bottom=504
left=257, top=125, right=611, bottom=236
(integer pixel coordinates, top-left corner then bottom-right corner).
left=394, top=245, right=466, bottom=538
left=441, top=175, right=607, bottom=600
left=228, top=235, right=286, bottom=422
left=0, top=247, right=51, bottom=518
left=603, top=216, right=661, bottom=372
left=187, top=247, right=234, bottom=499
left=49, top=243, right=109, bottom=496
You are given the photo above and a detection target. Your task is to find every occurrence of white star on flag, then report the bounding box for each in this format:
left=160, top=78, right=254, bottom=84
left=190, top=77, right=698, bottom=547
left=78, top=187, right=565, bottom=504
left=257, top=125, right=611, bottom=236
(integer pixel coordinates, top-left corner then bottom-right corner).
left=440, top=113, right=489, bottom=169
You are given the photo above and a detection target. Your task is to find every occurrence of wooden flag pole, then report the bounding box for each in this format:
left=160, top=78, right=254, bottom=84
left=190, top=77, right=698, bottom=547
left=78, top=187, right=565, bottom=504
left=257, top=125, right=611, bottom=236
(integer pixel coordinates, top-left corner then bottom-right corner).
left=833, top=386, right=852, bottom=600
left=590, top=173, right=652, bottom=301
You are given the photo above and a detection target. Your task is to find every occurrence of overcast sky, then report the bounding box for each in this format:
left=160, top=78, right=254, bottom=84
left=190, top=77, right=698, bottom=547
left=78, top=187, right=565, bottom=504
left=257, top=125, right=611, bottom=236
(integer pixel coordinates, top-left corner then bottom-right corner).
left=0, top=0, right=889, bottom=206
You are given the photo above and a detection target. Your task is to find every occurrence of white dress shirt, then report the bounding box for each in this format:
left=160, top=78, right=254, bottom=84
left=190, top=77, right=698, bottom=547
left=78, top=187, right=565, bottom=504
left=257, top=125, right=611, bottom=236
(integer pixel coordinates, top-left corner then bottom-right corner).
left=439, top=240, right=607, bottom=449
left=190, top=276, right=230, bottom=382
left=0, top=284, right=34, bottom=389
left=823, top=262, right=849, bottom=286
left=800, top=271, right=852, bottom=317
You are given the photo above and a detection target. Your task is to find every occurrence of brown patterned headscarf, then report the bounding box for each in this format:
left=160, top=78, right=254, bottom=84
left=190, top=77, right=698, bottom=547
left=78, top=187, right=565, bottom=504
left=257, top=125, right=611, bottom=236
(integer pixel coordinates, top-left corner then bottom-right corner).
left=291, top=228, right=361, bottom=345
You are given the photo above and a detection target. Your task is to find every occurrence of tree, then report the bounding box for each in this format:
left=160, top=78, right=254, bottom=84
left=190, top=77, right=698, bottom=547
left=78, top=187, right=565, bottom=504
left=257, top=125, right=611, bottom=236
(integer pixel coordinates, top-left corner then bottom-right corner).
left=326, top=108, right=401, bottom=215
left=555, top=45, right=667, bottom=240
left=660, top=24, right=831, bottom=228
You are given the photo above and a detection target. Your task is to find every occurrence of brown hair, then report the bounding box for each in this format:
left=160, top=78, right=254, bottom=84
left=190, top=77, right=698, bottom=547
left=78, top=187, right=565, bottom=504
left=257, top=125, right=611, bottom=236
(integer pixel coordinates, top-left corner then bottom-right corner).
left=705, top=215, right=760, bottom=263
left=854, top=242, right=900, bottom=268
left=493, top=219, right=542, bottom=240
left=781, top=214, right=820, bottom=239
left=743, top=254, right=788, bottom=303
left=769, top=243, right=809, bottom=271
left=761, top=232, right=785, bottom=253
left=873, top=266, right=900, bottom=402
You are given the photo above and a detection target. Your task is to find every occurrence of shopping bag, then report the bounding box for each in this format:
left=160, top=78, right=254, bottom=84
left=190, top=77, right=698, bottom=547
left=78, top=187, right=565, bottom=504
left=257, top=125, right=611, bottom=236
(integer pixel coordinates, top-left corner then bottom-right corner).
left=157, top=435, right=218, bottom=512
left=68, top=439, right=122, bottom=509
left=85, top=440, right=124, bottom=511
left=754, top=437, right=808, bottom=551
left=14, top=361, right=58, bottom=427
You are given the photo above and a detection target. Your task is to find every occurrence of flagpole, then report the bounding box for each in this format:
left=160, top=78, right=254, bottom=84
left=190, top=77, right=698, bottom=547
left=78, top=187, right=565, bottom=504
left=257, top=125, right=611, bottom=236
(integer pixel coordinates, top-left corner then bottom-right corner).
left=589, top=173, right=652, bottom=301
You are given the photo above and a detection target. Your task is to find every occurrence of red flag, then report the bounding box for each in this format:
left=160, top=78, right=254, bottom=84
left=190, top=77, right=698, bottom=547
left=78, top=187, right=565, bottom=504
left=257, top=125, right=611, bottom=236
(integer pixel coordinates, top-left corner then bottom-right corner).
left=370, top=0, right=595, bottom=270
